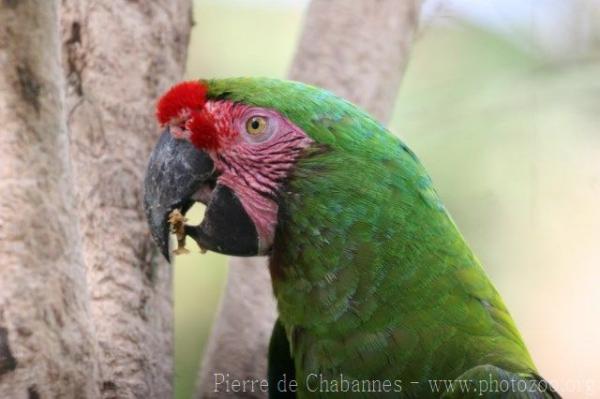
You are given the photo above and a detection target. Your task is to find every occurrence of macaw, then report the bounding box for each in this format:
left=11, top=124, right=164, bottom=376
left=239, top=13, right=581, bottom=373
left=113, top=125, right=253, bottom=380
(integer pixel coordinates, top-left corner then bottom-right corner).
left=143, top=78, right=560, bottom=398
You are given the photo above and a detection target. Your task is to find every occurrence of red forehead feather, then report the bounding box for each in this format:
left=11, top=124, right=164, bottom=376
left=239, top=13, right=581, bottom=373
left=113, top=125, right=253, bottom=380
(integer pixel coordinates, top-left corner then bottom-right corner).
left=186, top=111, right=221, bottom=151
left=155, top=81, right=207, bottom=125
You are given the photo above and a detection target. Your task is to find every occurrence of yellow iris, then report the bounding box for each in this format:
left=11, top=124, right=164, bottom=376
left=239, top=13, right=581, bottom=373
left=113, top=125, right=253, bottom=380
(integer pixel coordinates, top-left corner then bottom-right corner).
left=245, top=116, right=268, bottom=135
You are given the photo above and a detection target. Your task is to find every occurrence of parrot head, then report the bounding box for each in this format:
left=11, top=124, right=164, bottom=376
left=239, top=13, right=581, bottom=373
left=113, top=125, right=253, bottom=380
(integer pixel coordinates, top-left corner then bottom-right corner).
left=145, top=79, right=331, bottom=260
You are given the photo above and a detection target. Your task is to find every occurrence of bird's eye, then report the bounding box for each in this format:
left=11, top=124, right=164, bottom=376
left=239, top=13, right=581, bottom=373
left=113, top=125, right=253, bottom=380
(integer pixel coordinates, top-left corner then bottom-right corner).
left=245, top=116, right=268, bottom=136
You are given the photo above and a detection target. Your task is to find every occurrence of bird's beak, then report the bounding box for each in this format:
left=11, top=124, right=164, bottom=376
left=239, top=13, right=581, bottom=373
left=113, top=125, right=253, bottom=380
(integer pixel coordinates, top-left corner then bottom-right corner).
left=143, top=130, right=259, bottom=262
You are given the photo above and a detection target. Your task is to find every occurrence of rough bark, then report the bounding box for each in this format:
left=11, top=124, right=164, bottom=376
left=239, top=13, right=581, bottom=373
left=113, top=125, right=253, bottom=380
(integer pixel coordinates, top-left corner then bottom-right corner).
left=0, top=1, right=99, bottom=397
left=59, top=1, right=192, bottom=397
left=197, top=1, right=422, bottom=398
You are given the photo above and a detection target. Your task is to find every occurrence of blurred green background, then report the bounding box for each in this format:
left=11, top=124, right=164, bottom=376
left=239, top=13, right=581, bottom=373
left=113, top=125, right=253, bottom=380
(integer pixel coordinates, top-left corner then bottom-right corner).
left=176, top=1, right=600, bottom=398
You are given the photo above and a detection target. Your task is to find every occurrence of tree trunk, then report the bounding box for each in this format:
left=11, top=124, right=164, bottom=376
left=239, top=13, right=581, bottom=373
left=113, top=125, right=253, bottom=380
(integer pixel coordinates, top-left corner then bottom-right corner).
left=0, top=1, right=99, bottom=397
left=196, top=1, right=422, bottom=398
left=59, top=1, right=192, bottom=397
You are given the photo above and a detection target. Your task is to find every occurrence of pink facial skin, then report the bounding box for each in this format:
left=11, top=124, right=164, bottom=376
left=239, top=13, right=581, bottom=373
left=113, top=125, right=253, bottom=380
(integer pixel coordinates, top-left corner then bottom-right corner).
left=189, top=100, right=314, bottom=253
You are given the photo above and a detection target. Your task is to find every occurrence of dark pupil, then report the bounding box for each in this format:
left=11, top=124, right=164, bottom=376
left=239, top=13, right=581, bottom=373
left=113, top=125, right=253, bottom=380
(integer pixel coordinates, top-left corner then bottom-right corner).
left=251, top=119, right=260, bottom=130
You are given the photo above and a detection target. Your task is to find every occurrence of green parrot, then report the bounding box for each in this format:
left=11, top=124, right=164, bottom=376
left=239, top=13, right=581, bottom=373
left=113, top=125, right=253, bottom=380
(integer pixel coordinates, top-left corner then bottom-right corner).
left=144, top=78, right=560, bottom=398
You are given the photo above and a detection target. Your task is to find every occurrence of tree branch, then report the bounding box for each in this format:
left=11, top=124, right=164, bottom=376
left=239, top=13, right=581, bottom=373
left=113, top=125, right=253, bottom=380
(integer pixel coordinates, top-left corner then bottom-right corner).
left=289, top=0, right=420, bottom=122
